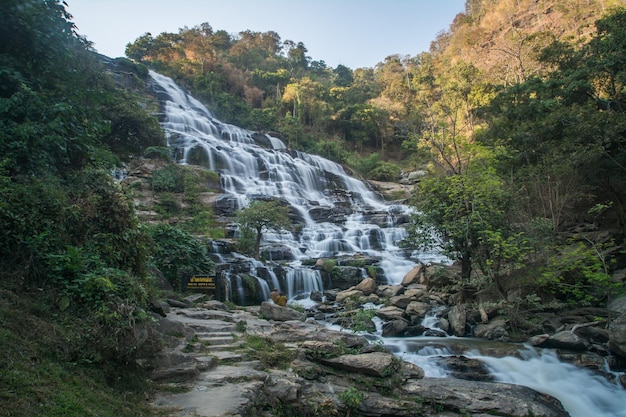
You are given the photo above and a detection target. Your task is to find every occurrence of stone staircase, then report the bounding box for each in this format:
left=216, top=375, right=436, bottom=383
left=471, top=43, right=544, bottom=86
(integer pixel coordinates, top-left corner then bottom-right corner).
left=151, top=306, right=274, bottom=417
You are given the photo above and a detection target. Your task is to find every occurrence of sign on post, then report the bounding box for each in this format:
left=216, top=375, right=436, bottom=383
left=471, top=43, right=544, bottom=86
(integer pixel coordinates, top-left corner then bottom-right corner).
left=184, top=275, right=221, bottom=300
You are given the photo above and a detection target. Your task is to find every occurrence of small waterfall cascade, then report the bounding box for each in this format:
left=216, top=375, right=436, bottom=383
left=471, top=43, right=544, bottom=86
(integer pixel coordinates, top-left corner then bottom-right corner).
left=148, top=70, right=445, bottom=303
left=470, top=347, right=626, bottom=417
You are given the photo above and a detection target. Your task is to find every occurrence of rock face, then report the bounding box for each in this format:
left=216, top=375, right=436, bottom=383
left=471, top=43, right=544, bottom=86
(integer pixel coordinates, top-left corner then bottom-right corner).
left=609, top=313, right=626, bottom=357
left=404, top=378, right=569, bottom=417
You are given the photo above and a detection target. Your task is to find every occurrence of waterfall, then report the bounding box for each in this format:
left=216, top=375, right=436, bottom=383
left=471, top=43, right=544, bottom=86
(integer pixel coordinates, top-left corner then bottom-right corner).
left=149, top=70, right=446, bottom=302
left=470, top=347, right=626, bottom=417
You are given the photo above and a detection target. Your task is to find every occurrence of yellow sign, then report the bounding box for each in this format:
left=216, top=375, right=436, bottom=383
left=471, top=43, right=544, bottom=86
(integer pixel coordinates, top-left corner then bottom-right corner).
left=186, top=275, right=216, bottom=290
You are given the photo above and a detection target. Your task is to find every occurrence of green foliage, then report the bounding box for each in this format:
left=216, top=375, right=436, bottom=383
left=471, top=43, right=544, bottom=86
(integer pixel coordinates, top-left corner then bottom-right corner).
left=146, top=223, right=214, bottom=290
left=539, top=240, right=620, bottom=305
left=154, top=192, right=180, bottom=217
left=235, top=200, right=291, bottom=259
left=242, top=335, right=296, bottom=369
left=349, top=153, right=400, bottom=181
left=405, top=160, right=523, bottom=286
left=346, top=308, right=377, bottom=333
left=338, top=387, right=365, bottom=417
left=151, top=164, right=185, bottom=192
left=0, top=291, right=159, bottom=417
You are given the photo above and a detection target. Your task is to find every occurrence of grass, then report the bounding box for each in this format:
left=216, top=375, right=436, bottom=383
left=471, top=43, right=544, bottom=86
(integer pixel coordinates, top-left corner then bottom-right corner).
left=242, top=335, right=296, bottom=369
left=0, top=289, right=164, bottom=417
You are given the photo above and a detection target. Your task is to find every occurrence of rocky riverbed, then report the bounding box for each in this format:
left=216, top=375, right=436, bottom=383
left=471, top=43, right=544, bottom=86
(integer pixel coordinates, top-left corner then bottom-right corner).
left=146, top=298, right=571, bottom=417
left=140, top=261, right=626, bottom=417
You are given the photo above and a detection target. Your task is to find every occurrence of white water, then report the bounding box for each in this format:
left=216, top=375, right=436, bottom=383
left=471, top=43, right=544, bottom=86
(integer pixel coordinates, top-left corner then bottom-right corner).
left=149, top=70, right=446, bottom=293
left=470, top=348, right=626, bottom=417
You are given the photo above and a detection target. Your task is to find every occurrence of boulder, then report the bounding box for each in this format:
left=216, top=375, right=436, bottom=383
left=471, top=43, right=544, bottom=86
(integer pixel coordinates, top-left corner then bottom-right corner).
left=401, top=263, right=424, bottom=286
left=404, top=285, right=428, bottom=299
left=403, top=378, right=569, bottom=417
left=309, top=290, right=323, bottom=302
left=265, top=371, right=301, bottom=403
left=319, top=352, right=400, bottom=377
left=405, top=301, right=430, bottom=318
left=335, top=289, right=363, bottom=304
left=435, top=356, right=493, bottom=381
left=400, top=361, right=425, bottom=379
left=448, top=304, right=467, bottom=337
left=354, top=277, right=377, bottom=295
left=390, top=294, right=414, bottom=309
left=609, top=295, right=626, bottom=314
left=473, top=319, right=508, bottom=340
left=377, top=284, right=404, bottom=298
left=260, top=302, right=306, bottom=322
left=550, top=330, right=591, bottom=351
left=376, top=306, right=406, bottom=321
left=382, top=319, right=409, bottom=337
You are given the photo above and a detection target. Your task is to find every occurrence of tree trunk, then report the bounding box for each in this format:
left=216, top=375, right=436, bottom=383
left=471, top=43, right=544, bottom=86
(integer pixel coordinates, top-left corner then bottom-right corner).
left=254, top=226, right=263, bottom=260
left=460, top=252, right=472, bottom=281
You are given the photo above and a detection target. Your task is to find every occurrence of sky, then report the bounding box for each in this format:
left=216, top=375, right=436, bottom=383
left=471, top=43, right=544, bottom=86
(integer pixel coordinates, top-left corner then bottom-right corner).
left=66, top=0, right=467, bottom=69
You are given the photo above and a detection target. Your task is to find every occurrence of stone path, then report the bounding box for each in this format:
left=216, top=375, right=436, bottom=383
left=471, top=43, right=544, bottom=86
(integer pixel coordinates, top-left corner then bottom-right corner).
left=151, top=306, right=273, bottom=417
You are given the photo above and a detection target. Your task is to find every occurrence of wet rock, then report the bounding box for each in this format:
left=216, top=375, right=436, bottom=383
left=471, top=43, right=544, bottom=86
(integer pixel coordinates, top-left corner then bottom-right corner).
left=382, top=319, right=409, bottom=337
left=309, top=290, right=323, bottom=302
left=542, top=330, right=590, bottom=351
left=260, top=243, right=296, bottom=261
left=435, top=355, right=493, bottom=381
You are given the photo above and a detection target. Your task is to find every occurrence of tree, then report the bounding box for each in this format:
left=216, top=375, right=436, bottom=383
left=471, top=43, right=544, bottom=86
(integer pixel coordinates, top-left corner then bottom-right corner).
left=235, top=200, right=290, bottom=260
left=404, top=150, right=527, bottom=294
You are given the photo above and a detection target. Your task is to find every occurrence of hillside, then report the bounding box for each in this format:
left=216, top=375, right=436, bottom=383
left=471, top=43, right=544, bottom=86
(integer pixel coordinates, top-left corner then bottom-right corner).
left=440, top=0, right=618, bottom=84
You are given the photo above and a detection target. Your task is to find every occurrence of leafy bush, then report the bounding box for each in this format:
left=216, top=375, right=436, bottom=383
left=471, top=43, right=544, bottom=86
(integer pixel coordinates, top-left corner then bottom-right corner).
left=151, top=164, right=185, bottom=192
left=146, top=223, right=214, bottom=290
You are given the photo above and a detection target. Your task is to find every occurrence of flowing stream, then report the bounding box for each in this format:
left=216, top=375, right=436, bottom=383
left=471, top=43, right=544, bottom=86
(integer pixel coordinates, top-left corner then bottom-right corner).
left=380, top=314, right=626, bottom=417
left=149, top=71, right=626, bottom=416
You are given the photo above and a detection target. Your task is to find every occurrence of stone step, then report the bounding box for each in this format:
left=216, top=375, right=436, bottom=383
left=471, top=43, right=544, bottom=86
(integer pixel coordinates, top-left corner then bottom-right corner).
left=210, top=350, right=247, bottom=362
left=198, top=336, right=235, bottom=346
left=206, top=343, right=240, bottom=352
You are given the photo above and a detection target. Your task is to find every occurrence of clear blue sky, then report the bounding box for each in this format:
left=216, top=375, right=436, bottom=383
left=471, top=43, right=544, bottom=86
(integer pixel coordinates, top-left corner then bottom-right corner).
left=66, top=0, right=467, bottom=69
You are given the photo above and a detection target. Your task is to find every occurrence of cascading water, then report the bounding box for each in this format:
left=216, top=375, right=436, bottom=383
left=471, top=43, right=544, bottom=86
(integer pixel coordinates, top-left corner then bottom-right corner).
left=470, top=347, right=626, bottom=417
left=149, top=70, right=445, bottom=301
